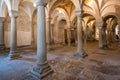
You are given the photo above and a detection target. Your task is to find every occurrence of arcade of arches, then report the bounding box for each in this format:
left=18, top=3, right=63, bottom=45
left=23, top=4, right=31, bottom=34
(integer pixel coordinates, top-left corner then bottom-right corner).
left=0, top=0, right=120, bottom=80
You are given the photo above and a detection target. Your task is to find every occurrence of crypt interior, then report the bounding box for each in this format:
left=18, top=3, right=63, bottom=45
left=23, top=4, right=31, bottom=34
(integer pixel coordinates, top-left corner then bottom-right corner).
left=0, top=0, right=120, bottom=80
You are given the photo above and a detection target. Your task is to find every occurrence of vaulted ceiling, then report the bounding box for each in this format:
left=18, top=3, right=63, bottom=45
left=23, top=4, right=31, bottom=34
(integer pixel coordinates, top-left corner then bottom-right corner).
left=50, top=0, right=75, bottom=15
left=0, top=0, right=120, bottom=23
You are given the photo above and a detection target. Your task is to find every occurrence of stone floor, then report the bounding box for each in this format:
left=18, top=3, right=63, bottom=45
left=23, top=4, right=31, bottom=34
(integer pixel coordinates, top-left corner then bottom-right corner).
left=0, top=41, right=120, bottom=80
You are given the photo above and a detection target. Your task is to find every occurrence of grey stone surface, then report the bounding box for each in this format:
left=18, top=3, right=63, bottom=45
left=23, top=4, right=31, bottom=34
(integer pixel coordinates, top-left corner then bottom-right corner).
left=0, top=42, right=120, bottom=80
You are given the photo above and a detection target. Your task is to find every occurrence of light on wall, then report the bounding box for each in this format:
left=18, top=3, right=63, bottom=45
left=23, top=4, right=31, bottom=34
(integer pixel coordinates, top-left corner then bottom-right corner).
left=85, top=0, right=93, bottom=6
left=88, top=0, right=93, bottom=6
left=59, top=10, right=62, bottom=14
left=33, top=3, right=36, bottom=7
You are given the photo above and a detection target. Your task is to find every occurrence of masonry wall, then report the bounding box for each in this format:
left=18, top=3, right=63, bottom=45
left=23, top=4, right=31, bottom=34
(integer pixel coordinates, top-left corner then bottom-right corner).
left=4, top=8, right=31, bottom=48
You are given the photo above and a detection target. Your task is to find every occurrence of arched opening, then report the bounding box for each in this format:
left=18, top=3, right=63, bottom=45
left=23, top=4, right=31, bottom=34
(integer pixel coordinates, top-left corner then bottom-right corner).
left=16, top=7, right=31, bottom=46
left=58, top=19, right=67, bottom=44
left=71, top=13, right=96, bottom=46
left=71, top=16, right=77, bottom=45
left=103, top=15, right=118, bottom=45
left=115, top=24, right=119, bottom=40
left=52, top=18, right=67, bottom=44
left=82, top=13, right=96, bottom=44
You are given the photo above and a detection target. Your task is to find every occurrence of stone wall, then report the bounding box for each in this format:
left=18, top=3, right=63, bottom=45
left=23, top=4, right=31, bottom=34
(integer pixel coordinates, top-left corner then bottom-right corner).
left=33, top=12, right=37, bottom=45
left=4, top=8, right=31, bottom=48
left=53, top=20, right=66, bottom=44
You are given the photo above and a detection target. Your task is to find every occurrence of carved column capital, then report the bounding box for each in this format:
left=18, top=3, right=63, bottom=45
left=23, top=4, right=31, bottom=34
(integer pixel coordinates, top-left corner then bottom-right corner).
left=96, top=21, right=103, bottom=28
left=75, top=9, right=83, bottom=17
left=98, top=26, right=102, bottom=30
left=46, top=17, right=52, bottom=22
left=34, top=0, right=48, bottom=6
left=67, top=21, right=71, bottom=26
left=9, top=10, right=18, bottom=18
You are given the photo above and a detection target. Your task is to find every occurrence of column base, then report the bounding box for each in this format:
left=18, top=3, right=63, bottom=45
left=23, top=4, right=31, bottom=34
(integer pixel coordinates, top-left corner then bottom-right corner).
left=99, top=45, right=109, bottom=50
left=8, top=51, right=21, bottom=60
left=29, top=62, right=53, bottom=79
left=74, top=52, right=88, bottom=58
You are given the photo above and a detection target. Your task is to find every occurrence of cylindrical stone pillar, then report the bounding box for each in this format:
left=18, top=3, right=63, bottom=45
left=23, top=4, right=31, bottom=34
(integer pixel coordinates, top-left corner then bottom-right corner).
left=96, top=21, right=104, bottom=49
left=74, top=10, right=87, bottom=58
left=30, top=1, right=53, bottom=79
left=0, top=17, right=5, bottom=50
left=67, top=27, right=71, bottom=47
left=74, top=28, right=77, bottom=46
left=98, top=27, right=103, bottom=48
left=8, top=10, right=21, bottom=60
left=102, top=23, right=108, bottom=49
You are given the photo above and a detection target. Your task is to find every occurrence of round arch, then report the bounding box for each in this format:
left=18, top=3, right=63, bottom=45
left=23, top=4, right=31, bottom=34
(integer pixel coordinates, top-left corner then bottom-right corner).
left=101, top=1, right=120, bottom=13
left=102, top=12, right=118, bottom=22
left=50, top=8, right=70, bottom=31
left=20, top=1, right=35, bottom=21
left=51, top=8, right=69, bottom=23
left=49, top=0, right=77, bottom=12
left=0, top=1, right=8, bottom=17
left=83, top=11, right=97, bottom=20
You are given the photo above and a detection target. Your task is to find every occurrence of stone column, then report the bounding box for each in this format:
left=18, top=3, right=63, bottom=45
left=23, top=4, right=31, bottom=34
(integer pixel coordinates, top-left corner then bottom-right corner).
left=107, top=22, right=111, bottom=44
left=51, top=23, right=54, bottom=44
left=109, top=29, right=113, bottom=43
left=67, top=22, right=71, bottom=47
left=30, top=20, right=35, bottom=46
left=30, top=1, right=53, bottom=79
left=8, top=10, right=21, bottom=59
left=74, top=28, right=77, bottom=46
left=0, top=17, right=5, bottom=50
left=102, top=24, right=108, bottom=49
left=107, top=29, right=111, bottom=45
left=98, top=26, right=103, bottom=48
left=84, top=24, right=88, bottom=45
left=74, top=10, right=87, bottom=58
left=46, top=17, right=51, bottom=50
